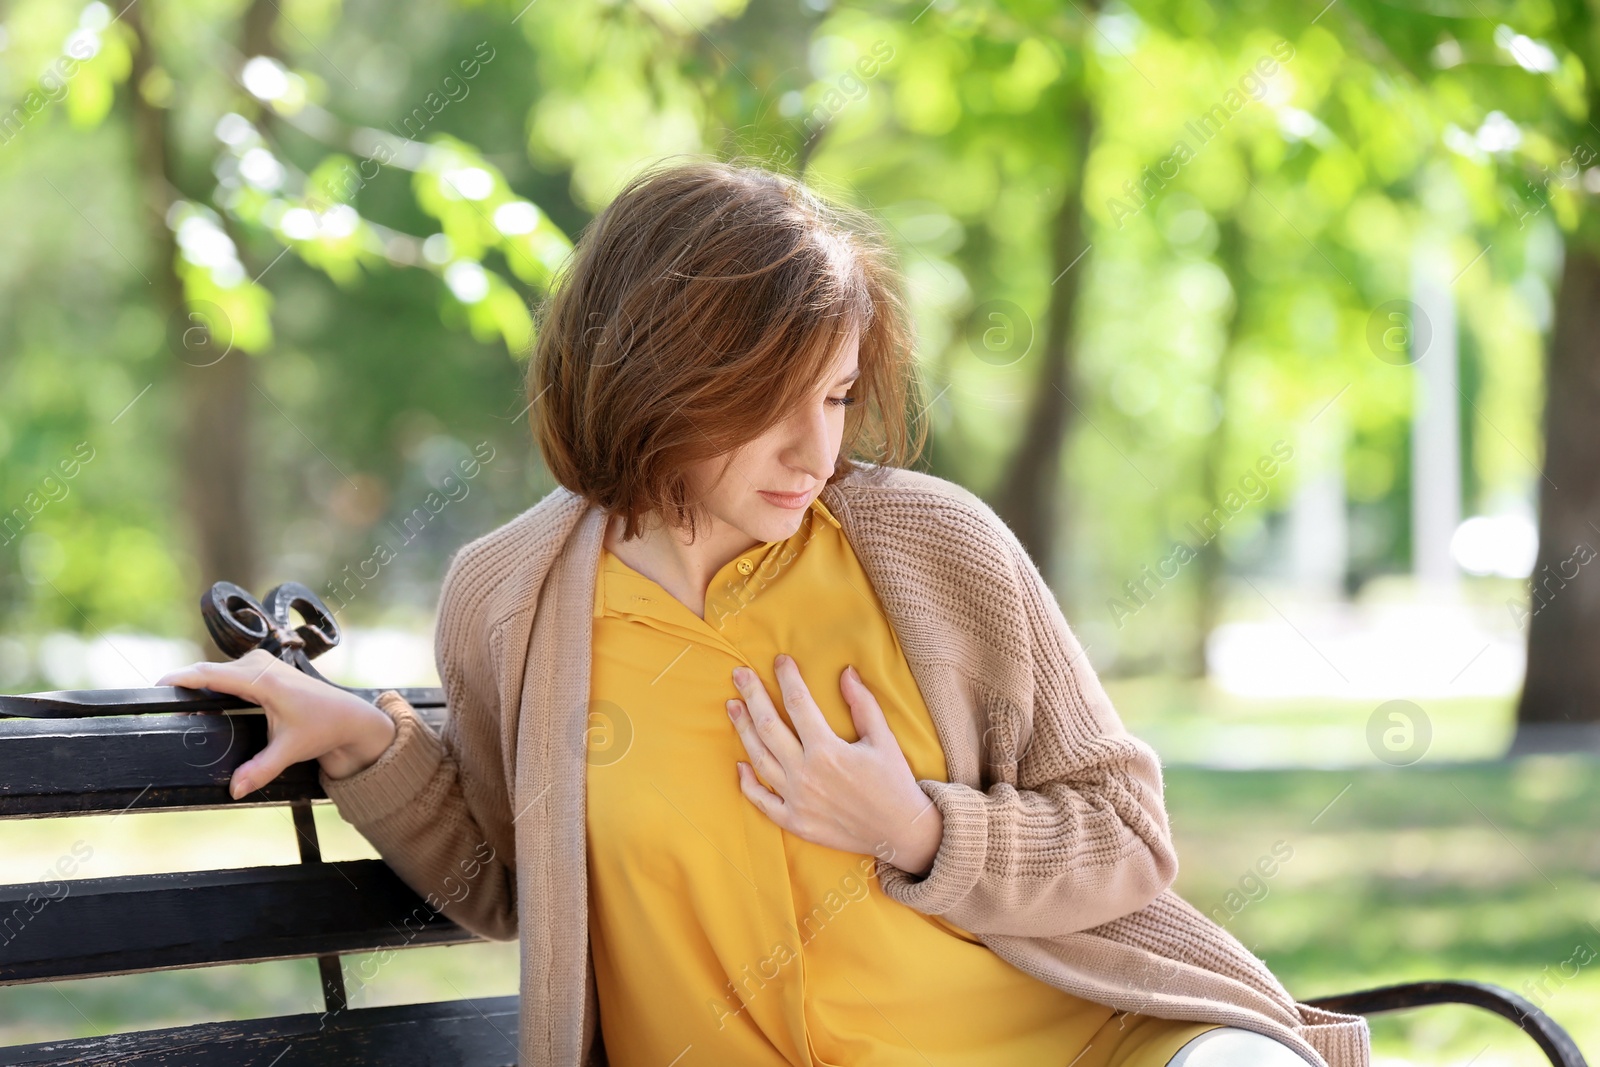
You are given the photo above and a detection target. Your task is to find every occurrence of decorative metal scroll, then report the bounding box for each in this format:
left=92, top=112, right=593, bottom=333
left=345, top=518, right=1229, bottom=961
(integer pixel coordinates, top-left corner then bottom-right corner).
left=200, top=580, right=342, bottom=684
left=0, top=581, right=444, bottom=718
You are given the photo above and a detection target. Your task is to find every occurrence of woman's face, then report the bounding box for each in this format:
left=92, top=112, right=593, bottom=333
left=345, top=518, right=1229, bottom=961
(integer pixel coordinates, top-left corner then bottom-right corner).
left=689, top=322, right=861, bottom=546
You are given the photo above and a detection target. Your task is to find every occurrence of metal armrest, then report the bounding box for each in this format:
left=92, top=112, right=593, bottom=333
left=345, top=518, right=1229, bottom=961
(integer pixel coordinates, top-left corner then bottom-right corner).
left=1306, top=980, right=1587, bottom=1067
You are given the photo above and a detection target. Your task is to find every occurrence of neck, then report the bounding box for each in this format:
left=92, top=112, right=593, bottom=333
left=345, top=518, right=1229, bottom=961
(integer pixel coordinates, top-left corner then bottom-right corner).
left=603, top=509, right=764, bottom=619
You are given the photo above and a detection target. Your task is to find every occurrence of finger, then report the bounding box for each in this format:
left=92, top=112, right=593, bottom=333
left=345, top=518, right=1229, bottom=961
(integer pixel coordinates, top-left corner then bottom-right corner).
left=154, top=661, right=211, bottom=687
left=730, top=665, right=803, bottom=770
left=727, top=698, right=787, bottom=793
left=840, top=664, right=891, bottom=743
left=236, top=648, right=284, bottom=687
left=735, top=761, right=787, bottom=826
left=230, top=733, right=302, bottom=800
left=772, top=654, right=837, bottom=749
left=155, top=660, right=262, bottom=700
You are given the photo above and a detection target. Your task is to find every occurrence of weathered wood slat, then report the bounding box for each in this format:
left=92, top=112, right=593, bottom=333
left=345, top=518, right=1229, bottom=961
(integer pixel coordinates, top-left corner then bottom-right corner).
left=0, top=994, right=520, bottom=1066
left=0, top=706, right=447, bottom=818
left=0, top=860, right=486, bottom=984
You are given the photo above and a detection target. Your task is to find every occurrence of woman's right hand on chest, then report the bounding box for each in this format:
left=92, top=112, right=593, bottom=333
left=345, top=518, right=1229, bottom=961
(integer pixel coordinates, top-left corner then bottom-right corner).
left=155, top=648, right=399, bottom=798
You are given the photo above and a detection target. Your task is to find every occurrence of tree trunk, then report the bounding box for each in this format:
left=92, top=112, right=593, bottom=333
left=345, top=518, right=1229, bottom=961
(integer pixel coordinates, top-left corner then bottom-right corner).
left=126, top=3, right=263, bottom=646
left=1514, top=241, right=1600, bottom=734
left=1189, top=218, right=1246, bottom=677
left=990, top=93, right=1092, bottom=592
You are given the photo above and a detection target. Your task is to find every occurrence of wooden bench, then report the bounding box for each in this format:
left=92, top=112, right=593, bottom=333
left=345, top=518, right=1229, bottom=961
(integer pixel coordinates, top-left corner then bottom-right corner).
left=0, top=582, right=519, bottom=1065
left=0, top=581, right=1588, bottom=1065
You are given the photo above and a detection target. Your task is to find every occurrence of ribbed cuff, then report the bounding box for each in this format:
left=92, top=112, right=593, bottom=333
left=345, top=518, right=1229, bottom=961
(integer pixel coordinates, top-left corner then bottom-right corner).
left=319, top=690, right=448, bottom=827
left=1297, top=1007, right=1371, bottom=1067
left=873, top=778, right=989, bottom=915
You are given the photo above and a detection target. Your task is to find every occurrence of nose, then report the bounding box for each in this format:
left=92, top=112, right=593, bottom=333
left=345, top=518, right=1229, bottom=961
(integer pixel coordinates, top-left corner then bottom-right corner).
left=784, top=400, right=835, bottom=481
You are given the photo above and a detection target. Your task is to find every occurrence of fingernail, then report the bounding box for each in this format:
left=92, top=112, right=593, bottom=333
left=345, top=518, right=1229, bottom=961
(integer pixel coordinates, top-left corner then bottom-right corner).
left=726, top=699, right=739, bottom=721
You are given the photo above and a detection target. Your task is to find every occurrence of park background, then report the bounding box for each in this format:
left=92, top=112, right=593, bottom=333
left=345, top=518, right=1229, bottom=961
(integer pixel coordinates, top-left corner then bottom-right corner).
left=1, top=0, right=1598, bottom=1063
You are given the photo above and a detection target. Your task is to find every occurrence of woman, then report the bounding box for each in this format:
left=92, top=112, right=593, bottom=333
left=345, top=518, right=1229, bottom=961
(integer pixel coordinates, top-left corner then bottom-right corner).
left=158, top=159, right=1369, bottom=1067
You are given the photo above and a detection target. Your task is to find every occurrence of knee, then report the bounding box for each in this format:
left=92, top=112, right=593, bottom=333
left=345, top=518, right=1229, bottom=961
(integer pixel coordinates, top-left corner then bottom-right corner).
left=1164, top=1026, right=1312, bottom=1067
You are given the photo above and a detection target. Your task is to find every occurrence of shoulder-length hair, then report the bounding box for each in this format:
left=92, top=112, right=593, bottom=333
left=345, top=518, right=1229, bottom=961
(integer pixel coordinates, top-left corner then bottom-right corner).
left=528, top=156, right=927, bottom=543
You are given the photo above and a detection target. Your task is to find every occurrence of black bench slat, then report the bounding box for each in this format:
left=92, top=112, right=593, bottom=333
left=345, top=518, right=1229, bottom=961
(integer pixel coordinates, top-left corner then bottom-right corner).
left=0, top=994, right=520, bottom=1066
left=0, top=596, right=504, bottom=1064
left=0, top=707, right=447, bottom=819
left=0, top=687, right=446, bottom=720
left=0, top=860, right=484, bottom=984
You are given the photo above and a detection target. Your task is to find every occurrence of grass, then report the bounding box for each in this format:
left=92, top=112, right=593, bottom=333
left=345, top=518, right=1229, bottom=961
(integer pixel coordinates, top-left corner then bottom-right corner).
left=1104, top=676, right=1517, bottom=767
left=1160, top=760, right=1600, bottom=1066
left=1, top=695, right=1595, bottom=1065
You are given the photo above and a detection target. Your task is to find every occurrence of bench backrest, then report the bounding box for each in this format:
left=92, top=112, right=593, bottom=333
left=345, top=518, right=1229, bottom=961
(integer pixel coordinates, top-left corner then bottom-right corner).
left=0, top=582, right=521, bottom=1065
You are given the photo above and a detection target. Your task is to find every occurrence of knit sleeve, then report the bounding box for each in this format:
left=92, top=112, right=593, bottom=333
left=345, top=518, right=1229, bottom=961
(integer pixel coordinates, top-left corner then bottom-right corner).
left=874, top=513, right=1179, bottom=938
left=318, top=553, right=519, bottom=943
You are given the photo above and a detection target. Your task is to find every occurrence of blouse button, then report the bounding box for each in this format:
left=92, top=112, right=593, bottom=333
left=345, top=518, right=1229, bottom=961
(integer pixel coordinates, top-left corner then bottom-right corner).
left=735, top=558, right=754, bottom=576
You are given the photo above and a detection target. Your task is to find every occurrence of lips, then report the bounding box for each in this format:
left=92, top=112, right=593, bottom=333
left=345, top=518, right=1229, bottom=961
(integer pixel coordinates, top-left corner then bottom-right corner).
left=759, top=489, right=812, bottom=509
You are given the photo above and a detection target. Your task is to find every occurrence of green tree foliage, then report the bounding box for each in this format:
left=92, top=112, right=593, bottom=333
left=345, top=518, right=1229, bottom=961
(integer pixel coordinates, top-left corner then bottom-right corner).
left=0, top=0, right=1575, bottom=692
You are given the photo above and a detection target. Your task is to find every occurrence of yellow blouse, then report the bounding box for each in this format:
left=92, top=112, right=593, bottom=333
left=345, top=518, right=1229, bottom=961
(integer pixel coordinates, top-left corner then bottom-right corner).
left=586, top=496, right=1217, bottom=1066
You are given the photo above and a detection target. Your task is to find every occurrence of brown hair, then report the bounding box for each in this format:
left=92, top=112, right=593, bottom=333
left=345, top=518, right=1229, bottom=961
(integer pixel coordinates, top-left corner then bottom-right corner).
left=528, top=156, right=927, bottom=542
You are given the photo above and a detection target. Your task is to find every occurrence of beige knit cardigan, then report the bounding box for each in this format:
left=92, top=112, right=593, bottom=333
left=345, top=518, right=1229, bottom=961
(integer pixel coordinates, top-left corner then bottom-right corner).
left=319, top=462, right=1370, bottom=1067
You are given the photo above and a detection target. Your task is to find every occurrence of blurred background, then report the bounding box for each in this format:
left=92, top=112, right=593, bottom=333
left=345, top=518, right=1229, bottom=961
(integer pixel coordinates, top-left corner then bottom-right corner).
left=1, top=0, right=1596, bottom=1062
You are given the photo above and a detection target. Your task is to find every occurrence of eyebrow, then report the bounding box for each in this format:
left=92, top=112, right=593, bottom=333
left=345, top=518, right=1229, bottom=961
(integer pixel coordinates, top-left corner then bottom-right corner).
left=834, top=367, right=862, bottom=387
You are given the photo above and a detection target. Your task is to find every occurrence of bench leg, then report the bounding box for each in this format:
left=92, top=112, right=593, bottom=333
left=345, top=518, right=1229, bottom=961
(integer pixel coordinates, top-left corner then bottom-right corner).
left=290, top=799, right=349, bottom=1014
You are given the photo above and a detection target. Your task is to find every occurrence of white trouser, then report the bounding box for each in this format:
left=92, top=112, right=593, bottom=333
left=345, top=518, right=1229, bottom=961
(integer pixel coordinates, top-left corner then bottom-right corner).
left=1164, top=1026, right=1314, bottom=1066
